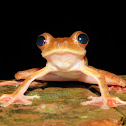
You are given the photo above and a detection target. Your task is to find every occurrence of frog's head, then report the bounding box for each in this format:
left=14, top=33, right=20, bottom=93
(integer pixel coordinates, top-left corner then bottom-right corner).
left=36, top=31, right=89, bottom=58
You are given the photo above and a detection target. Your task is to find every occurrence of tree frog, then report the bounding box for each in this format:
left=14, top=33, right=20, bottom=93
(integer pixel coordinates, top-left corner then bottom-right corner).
left=0, top=31, right=126, bottom=109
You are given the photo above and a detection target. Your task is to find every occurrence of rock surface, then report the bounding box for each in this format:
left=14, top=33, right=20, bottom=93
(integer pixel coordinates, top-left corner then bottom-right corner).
left=0, top=76, right=126, bottom=126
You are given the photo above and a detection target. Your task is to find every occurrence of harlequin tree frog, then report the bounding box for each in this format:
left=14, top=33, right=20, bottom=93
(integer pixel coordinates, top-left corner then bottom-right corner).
left=0, top=31, right=126, bottom=109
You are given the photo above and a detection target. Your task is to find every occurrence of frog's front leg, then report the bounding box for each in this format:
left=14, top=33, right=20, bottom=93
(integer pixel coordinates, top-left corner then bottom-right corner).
left=0, top=66, right=50, bottom=107
left=80, top=66, right=126, bottom=109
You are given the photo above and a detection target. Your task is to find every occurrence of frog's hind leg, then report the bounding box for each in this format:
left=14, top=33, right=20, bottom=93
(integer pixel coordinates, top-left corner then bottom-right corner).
left=96, top=68, right=126, bottom=93
left=0, top=68, right=41, bottom=87
left=97, top=68, right=126, bottom=87
left=0, top=80, right=39, bottom=87
left=14, top=68, right=42, bottom=80
left=0, top=80, right=23, bottom=87
left=79, top=66, right=126, bottom=93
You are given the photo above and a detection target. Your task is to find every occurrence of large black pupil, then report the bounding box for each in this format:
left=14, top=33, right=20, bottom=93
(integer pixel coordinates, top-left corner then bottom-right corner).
left=36, top=36, right=46, bottom=46
left=78, top=34, right=88, bottom=44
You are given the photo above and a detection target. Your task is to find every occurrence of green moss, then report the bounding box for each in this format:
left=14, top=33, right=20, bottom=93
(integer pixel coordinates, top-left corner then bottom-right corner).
left=9, top=108, right=40, bottom=115
left=14, top=118, right=35, bottom=123
left=35, top=91, right=70, bottom=100
left=10, top=109, right=25, bottom=113
left=79, top=115, right=91, bottom=119
left=45, top=108, right=50, bottom=111
left=0, top=116, right=5, bottom=119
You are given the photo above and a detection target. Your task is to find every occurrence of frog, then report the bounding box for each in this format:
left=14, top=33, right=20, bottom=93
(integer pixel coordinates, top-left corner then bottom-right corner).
left=0, top=31, right=126, bottom=109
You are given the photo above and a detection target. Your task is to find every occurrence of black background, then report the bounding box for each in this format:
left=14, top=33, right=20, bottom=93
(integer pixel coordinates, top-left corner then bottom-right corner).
left=0, top=6, right=126, bottom=80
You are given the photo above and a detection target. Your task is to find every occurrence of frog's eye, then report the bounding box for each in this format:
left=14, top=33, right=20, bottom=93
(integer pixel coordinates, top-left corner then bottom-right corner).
left=36, top=34, right=48, bottom=50
left=78, top=33, right=89, bottom=45
left=36, top=36, right=46, bottom=47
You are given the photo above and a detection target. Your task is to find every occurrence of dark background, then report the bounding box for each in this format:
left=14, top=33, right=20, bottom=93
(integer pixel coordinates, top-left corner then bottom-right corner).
left=0, top=8, right=126, bottom=80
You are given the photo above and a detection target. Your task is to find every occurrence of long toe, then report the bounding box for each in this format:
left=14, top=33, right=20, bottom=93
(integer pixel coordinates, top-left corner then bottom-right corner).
left=0, top=94, right=37, bottom=107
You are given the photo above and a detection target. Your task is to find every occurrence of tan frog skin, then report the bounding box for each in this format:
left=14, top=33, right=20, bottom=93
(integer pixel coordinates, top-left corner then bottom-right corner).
left=0, top=31, right=126, bottom=109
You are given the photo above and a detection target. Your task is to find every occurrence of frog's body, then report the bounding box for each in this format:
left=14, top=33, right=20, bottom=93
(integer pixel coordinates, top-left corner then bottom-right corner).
left=0, top=31, right=126, bottom=109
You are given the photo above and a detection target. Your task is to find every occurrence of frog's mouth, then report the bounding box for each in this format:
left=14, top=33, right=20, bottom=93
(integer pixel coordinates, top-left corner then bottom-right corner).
left=42, top=49, right=86, bottom=58
left=43, top=51, right=85, bottom=70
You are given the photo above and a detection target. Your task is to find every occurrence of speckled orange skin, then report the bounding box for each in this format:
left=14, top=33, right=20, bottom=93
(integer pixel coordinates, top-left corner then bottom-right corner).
left=0, top=31, right=126, bottom=109
left=38, top=31, right=88, bottom=57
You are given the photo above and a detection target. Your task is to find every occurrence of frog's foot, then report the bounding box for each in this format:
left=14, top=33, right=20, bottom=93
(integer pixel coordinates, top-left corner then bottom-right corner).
left=0, top=94, right=40, bottom=107
left=81, top=96, right=126, bottom=109
left=108, top=85, right=126, bottom=93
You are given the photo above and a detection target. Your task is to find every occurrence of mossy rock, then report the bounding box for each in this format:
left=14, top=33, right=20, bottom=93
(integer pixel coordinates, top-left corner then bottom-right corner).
left=0, top=77, right=126, bottom=125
